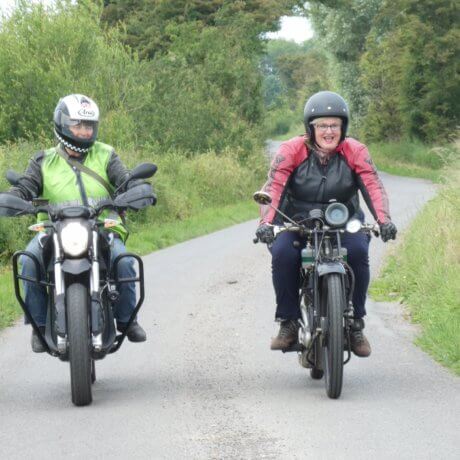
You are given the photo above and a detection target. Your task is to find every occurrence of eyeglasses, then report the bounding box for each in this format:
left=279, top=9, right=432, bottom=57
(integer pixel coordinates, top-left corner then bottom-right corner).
left=313, top=123, right=342, bottom=132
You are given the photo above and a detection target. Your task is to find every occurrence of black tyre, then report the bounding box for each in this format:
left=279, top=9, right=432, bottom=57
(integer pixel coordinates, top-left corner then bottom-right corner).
left=91, top=360, right=96, bottom=384
left=323, top=274, right=345, bottom=399
left=67, top=283, right=92, bottom=406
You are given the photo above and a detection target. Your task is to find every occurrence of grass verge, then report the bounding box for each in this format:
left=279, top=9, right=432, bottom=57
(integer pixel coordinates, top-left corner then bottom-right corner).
left=368, top=141, right=454, bottom=182
left=127, top=200, right=257, bottom=254
left=370, top=166, right=460, bottom=374
left=0, top=266, right=21, bottom=329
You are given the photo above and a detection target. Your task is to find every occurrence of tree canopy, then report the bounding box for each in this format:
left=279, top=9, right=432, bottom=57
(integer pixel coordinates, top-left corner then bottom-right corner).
left=308, top=0, right=459, bottom=142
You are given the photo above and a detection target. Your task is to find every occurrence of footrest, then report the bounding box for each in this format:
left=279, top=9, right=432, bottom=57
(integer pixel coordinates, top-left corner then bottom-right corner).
left=281, top=343, right=303, bottom=353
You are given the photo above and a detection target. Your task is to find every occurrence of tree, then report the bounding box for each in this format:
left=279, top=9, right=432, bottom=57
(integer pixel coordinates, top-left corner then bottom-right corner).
left=360, top=0, right=460, bottom=142
left=101, top=0, right=305, bottom=59
left=306, top=0, right=382, bottom=129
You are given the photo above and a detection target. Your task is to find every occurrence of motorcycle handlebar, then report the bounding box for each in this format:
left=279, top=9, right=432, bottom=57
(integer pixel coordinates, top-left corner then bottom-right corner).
left=253, top=221, right=379, bottom=244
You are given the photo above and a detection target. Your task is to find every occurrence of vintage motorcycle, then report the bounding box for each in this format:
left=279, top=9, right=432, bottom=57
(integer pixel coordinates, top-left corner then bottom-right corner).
left=0, top=163, right=156, bottom=406
left=253, top=191, right=378, bottom=399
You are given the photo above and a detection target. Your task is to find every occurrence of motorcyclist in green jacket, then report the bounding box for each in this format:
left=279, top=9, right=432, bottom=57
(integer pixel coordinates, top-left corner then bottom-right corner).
left=8, top=94, right=147, bottom=352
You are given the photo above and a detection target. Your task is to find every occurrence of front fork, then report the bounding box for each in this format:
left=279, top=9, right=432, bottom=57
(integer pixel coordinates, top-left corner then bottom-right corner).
left=53, top=233, right=67, bottom=353
left=90, top=230, right=103, bottom=351
left=298, top=269, right=354, bottom=367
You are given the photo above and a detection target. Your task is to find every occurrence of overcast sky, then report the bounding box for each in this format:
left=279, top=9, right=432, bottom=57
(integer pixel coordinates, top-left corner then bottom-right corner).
left=266, top=16, right=313, bottom=43
left=1, top=2, right=313, bottom=43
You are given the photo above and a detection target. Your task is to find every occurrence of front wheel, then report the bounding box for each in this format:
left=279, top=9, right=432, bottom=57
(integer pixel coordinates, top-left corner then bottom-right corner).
left=67, top=283, right=92, bottom=406
left=323, top=274, right=345, bottom=399
left=91, top=360, right=96, bottom=384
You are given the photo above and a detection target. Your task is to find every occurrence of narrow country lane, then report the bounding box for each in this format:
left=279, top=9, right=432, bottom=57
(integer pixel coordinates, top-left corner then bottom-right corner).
left=0, top=160, right=458, bottom=459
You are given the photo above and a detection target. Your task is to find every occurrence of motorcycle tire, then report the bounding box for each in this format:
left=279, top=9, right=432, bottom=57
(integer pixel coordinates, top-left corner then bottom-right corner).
left=323, top=273, right=345, bottom=399
left=67, top=282, right=92, bottom=406
left=91, top=360, right=96, bottom=384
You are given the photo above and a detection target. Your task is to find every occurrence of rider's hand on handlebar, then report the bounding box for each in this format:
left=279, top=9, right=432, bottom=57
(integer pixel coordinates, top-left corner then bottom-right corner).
left=380, top=221, right=397, bottom=242
left=256, top=223, right=275, bottom=244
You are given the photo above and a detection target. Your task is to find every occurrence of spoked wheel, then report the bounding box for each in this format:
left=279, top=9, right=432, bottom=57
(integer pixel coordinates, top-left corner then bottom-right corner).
left=323, top=274, right=345, bottom=399
left=91, top=360, right=96, bottom=384
left=67, top=283, right=92, bottom=406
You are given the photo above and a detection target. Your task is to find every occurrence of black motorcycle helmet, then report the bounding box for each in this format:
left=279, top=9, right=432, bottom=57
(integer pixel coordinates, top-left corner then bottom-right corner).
left=303, top=91, right=349, bottom=143
left=53, top=94, right=99, bottom=153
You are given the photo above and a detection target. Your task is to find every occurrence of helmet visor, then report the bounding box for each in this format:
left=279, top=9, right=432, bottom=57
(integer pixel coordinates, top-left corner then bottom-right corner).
left=60, top=114, right=99, bottom=147
left=59, top=112, right=98, bottom=128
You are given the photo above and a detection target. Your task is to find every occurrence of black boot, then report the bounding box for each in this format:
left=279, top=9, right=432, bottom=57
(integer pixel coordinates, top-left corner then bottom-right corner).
left=117, top=320, right=147, bottom=342
left=31, top=326, right=46, bottom=353
left=350, top=318, right=371, bottom=357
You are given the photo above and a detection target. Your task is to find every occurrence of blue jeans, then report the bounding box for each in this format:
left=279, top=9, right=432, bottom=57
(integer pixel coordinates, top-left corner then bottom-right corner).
left=21, top=234, right=136, bottom=327
left=270, top=229, right=370, bottom=321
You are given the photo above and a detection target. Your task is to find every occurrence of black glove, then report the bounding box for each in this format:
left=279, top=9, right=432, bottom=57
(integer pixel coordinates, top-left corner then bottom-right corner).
left=380, top=221, right=397, bottom=242
left=256, top=223, right=274, bottom=244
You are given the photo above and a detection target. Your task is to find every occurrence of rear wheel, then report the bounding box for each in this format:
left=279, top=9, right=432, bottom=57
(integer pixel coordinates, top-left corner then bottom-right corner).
left=323, top=274, right=345, bottom=399
left=67, top=283, right=92, bottom=406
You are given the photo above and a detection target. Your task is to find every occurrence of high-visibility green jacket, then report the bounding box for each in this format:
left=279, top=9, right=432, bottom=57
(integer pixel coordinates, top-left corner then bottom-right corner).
left=14, top=142, right=128, bottom=240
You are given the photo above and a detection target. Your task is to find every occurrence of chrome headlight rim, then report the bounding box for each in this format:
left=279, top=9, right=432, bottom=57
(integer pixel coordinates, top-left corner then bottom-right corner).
left=324, top=202, right=349, bottom=227
left=59, top=220, right=90, bottom=257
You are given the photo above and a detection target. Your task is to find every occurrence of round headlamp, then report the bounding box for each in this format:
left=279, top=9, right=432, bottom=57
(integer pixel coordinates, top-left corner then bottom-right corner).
left=324, top=202, right=349, bottom=227
left=60, top=221, right=90, bottom=257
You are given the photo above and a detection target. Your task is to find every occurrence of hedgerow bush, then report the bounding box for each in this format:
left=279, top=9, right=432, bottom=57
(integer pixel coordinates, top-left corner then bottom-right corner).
left=0, top=1, right=263, bottom=154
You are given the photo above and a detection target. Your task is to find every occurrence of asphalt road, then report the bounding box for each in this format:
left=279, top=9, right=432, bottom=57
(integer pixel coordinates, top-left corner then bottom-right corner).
left=0, top=152, right=458, bottom=459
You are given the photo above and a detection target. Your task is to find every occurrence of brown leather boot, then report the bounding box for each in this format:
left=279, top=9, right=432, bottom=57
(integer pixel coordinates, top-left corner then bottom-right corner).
left=350, top=318, right=371, bottom=357
left=270, top=320, right=299, bottom=350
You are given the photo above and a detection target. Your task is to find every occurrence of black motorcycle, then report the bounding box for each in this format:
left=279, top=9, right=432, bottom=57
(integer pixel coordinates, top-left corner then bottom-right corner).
left=253, top=191, right=378, bottom=399
left=0, top=163, right=156, bottom=406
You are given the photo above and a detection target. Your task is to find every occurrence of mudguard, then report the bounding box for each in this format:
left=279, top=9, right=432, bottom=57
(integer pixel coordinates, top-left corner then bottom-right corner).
left=317, top=261, right=346, bottom=277
left=62, top=258, right=91, bottom=275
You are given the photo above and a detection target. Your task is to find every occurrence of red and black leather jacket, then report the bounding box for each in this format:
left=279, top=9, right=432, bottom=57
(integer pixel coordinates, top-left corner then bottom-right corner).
left=260, top=136, right=391, bottom=225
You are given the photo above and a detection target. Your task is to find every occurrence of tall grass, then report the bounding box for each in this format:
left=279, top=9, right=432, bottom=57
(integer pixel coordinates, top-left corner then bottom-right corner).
left=371, top=163, right=460, bottom=374
left=368, top=140, right=454, bottom=182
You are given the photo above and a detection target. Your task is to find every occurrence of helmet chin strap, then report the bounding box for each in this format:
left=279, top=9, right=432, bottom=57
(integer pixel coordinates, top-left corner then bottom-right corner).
left=54, top=129, right=90, bottom=154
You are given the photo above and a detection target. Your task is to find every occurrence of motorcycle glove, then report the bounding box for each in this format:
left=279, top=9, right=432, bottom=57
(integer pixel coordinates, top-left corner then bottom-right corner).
left=256, top=223, right=274, bottom=244
left=380, top=221, right=397, bottom=242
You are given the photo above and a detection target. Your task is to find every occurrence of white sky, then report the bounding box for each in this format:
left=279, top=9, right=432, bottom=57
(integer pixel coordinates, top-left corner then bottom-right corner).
left=0, top=0, right=55, bottom=15
left=266, top=16, right=314, bottom=43
left=1, top=2, right=313, bottom=43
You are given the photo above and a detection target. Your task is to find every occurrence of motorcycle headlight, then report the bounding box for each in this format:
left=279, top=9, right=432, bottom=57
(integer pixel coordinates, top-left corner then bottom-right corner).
left=346, top=219, right=362, bottom=233
left=324, top=202, right=349, bottom=227
left=60, top=221, right=90, bottom=257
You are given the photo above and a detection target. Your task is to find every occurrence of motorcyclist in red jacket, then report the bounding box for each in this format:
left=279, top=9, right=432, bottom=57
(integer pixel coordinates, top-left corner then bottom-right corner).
left=256, top=91, right=397, bottom=357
